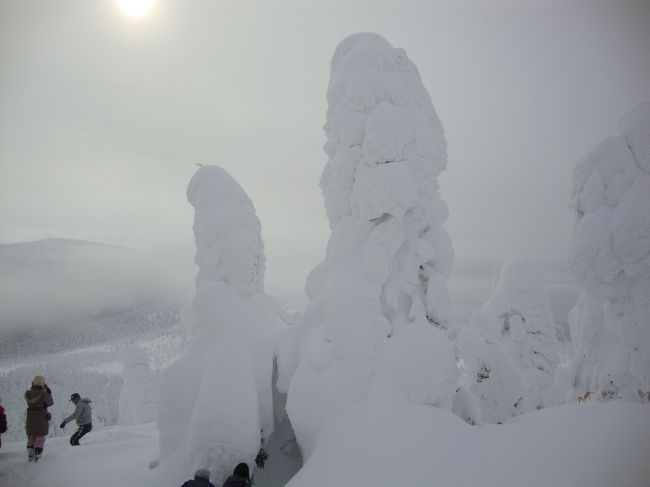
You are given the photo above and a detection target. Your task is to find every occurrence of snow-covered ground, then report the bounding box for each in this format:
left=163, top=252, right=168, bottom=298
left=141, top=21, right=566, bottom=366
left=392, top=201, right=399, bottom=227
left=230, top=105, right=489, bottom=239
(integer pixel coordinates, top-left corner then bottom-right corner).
left=288, top=400, right=650, bottom=487
left=1, top=400, right=648, bottom=487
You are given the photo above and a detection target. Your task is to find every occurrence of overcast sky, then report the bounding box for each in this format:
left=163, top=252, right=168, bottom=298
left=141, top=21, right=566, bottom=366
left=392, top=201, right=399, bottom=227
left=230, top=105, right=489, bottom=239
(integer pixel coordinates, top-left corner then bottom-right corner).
left=1, top=0, right=649, bottom=294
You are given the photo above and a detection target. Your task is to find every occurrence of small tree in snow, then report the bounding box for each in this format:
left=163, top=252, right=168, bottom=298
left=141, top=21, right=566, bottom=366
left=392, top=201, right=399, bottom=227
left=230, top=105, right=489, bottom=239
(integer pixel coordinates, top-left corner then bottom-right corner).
left=477, top=259, right=561, bottom=411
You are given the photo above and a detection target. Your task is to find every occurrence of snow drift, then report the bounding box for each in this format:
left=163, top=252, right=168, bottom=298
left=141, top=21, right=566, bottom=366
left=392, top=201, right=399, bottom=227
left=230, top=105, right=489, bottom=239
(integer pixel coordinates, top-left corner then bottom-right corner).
left=286, top=400, right=650, bottom=487
left=568, top=102, right=650, bottom=401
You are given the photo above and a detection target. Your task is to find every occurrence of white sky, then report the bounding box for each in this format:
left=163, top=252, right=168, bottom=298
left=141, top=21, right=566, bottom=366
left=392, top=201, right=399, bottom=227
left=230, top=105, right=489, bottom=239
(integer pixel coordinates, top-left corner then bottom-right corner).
left=1, top=0, right=649, bottom=294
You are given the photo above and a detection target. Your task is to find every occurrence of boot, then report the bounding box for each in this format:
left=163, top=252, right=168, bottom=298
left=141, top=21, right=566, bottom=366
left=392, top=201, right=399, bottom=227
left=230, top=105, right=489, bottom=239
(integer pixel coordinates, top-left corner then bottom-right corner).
left=27, top=447, right=35, bottom=462
left=34, top=447, right=43, bottom=462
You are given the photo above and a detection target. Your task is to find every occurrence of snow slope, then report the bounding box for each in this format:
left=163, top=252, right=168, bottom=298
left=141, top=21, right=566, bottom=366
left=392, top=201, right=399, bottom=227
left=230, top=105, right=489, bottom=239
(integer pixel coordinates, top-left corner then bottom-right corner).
left=287, top=400, right=650, bottom=487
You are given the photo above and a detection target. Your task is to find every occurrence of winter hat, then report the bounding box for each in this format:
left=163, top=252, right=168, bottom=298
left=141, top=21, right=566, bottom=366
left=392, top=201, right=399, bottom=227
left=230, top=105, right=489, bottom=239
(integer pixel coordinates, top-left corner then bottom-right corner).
left=69, top=393, right=81, bottom=402
left=32, top=375, right=45, bottom=387
left=234, top=463, right=249, bottom=479
left=194, top=469, right=210, bottom=481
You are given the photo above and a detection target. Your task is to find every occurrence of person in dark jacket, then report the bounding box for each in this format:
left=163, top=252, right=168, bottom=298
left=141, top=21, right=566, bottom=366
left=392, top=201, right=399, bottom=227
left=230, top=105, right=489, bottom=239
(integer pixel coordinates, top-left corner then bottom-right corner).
left=0, top=396, right=7, bottom=448
left=24, top=375, right=54, bottom=461
left=180, top=468, right=216, bottom=487
left=222, top=463, right=251, bottom=487
left=60, top=392, right=93, bottom=445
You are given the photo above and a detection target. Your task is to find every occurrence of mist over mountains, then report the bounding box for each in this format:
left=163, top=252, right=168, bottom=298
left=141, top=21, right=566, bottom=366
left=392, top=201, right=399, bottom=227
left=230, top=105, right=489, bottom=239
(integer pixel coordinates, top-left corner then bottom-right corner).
left=0, top=238, right=193, bottom=334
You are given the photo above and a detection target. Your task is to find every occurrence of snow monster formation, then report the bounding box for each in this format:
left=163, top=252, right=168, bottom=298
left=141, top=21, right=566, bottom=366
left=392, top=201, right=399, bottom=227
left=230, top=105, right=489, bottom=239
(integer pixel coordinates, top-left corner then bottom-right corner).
left=285, top=33, right=457, bottom=458
left=157, top=165, right=283, bottom=482
left=118, top=345, right=158, bottom=425
left=568, top=103, right=650, bottom=401
left=465, top=259, right=560, bottom=422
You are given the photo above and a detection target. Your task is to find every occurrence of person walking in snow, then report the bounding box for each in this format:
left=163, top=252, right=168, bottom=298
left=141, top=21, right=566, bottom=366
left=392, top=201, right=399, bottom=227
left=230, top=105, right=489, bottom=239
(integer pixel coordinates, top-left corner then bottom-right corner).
left=0, top=396, right=7, bottom=448
left=59, top=392, right=92, bottom=445
left=179, top=468, right=217, bottom=487
left=222, top=463, right=252, bottom=487
left=24, top=375, right=54, bottom=461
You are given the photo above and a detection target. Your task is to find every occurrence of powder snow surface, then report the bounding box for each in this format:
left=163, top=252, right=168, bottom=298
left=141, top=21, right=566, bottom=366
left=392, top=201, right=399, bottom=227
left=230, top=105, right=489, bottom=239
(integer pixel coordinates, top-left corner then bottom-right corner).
left=1, top=401, right=648, bottom=487
left=287, top=400, right=650, bottom=487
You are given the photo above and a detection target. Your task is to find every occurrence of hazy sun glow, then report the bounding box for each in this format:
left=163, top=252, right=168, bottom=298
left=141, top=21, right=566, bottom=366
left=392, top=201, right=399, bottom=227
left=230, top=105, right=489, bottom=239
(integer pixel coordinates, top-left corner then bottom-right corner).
left=117, top=0, right=155, bottom=19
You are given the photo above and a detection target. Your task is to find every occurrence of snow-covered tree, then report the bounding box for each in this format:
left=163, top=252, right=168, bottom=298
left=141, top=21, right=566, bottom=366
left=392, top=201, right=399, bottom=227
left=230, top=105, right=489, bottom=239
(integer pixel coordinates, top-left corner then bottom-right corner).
left=454, top=324, right=527, bottom=423
left=118, top=345, right=158, bottom=425
left=472, top=259, right=561, bottom=412
left=568, top=102, right=650, bottom=401
left=157, top=165, right=283, bottom=482
left=285, top=33, right=457, bottom=459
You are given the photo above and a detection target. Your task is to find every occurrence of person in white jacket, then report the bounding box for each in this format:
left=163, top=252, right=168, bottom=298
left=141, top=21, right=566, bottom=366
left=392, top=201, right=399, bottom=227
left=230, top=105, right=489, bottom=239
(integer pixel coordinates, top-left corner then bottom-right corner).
left=60, top=393, right=93, bottom=445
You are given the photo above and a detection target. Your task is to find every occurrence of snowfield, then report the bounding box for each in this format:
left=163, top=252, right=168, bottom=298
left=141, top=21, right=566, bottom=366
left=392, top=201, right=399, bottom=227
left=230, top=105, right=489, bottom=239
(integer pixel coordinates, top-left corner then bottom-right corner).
left=1, top=400, right=648, bottom=487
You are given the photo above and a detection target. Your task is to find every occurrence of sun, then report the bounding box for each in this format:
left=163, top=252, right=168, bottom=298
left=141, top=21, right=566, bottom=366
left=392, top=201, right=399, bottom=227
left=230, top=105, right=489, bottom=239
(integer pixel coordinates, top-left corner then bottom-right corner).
left=117, top=0, right=155, bottom=20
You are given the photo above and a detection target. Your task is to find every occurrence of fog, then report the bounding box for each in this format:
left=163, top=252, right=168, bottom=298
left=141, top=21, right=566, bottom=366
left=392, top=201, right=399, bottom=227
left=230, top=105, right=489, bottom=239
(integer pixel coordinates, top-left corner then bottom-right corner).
left=1, top=0, right=649, bottom=297
left=0, top=239, right=194, bottom=332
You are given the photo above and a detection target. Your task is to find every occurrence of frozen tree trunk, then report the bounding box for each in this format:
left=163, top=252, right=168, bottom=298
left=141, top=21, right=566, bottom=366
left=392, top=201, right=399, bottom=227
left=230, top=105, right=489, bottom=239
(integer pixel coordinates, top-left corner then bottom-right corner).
left=568, top=103, right=650, bottom=401
left=157, top=166, right=282, bottom=483
left=285, top=33, right=457, bottom=459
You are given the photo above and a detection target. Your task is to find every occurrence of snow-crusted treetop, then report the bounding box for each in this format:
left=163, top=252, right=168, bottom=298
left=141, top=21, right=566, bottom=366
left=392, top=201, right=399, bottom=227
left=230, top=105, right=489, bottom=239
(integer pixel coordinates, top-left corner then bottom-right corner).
left=321, top=32, right=448, bottom=228
left=483, top=259, right=556, bottom=336
left=186, top=165, right=265, bottom=295
left=569, top=102, right=650, bottom=289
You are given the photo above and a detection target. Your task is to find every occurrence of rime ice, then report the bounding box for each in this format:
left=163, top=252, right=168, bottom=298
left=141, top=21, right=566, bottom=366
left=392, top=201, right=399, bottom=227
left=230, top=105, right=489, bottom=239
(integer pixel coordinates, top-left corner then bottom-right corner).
left=156, top=166, right=282, bottom=483
left=285, top=33, right=457, bottom=459
left=569, top=103, right=650, bottom=401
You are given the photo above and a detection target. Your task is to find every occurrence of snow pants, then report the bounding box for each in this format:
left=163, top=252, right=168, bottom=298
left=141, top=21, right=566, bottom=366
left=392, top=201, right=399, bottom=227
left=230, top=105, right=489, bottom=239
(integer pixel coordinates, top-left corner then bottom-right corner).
left=70, top=423, right=92, bottom=445
left=27, top=435, right=46, bottom=449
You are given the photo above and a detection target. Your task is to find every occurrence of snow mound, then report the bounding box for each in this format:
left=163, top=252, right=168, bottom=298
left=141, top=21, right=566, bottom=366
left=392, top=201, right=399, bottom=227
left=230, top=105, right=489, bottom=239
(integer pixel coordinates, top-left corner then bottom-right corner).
left=287, top=401, right=650, bottom=487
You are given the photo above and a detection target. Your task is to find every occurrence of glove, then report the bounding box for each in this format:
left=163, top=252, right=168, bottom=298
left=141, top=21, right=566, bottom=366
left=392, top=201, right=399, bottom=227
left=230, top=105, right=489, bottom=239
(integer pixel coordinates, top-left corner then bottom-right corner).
left=59, top=422, right=66, bottom=429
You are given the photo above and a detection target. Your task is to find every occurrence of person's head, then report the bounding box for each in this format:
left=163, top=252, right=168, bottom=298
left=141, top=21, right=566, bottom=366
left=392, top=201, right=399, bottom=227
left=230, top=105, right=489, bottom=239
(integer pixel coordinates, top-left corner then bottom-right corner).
left=194, top=469, right=210, bottom=481
left=69, top=393, right=81, bottom=404
left=233, top=462, right=249, bottom=480
left=32, top=375, right=46, bottom=387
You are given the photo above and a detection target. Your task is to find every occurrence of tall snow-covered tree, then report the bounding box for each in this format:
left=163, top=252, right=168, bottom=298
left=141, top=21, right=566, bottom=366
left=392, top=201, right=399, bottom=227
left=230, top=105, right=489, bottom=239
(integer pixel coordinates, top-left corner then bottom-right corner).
left=285, top=33, right=457, bottom=459
left=568, top=102, right=650, bottom=401
left=157, top=165, right=282, bottom=482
